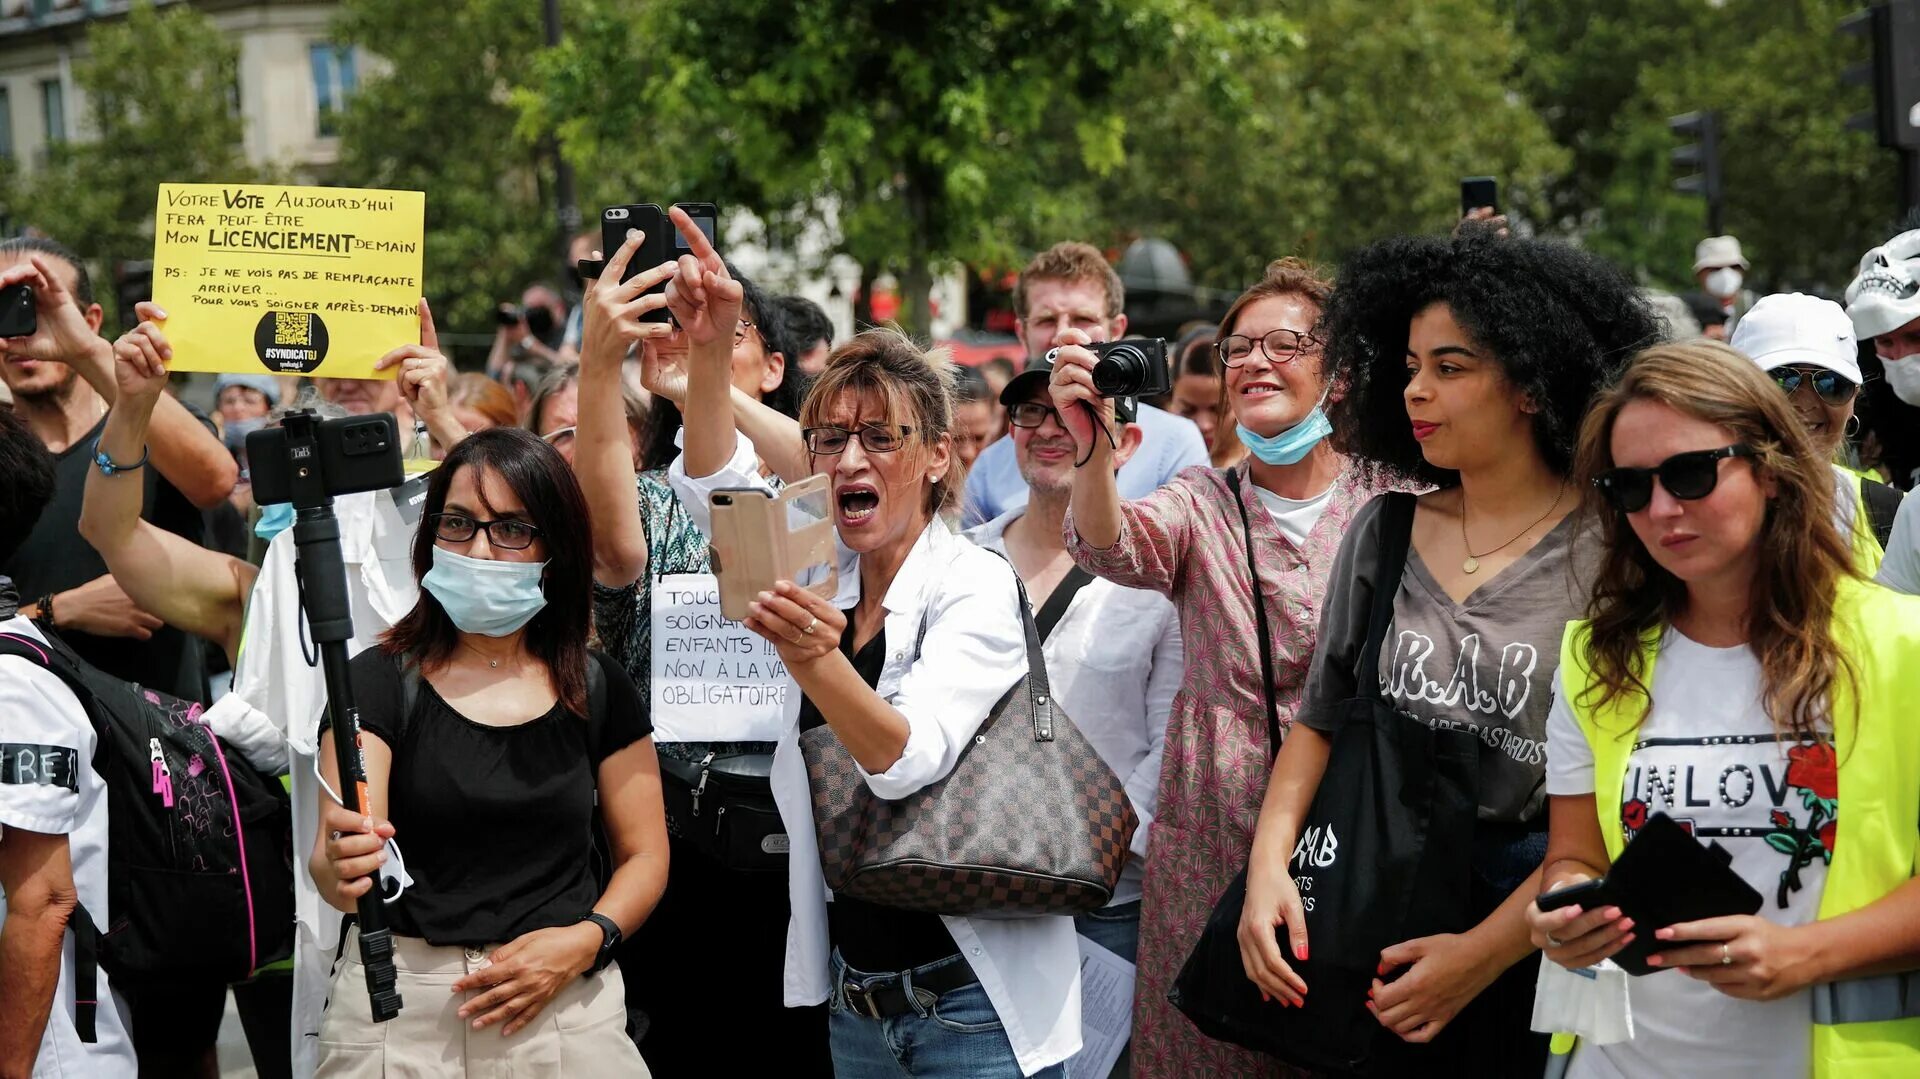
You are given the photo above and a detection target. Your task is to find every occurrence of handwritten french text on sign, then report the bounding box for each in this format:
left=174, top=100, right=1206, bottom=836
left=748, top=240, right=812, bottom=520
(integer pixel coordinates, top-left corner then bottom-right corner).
left=151, top=183, right=425, bottom=379
left=651, top=574, right=789, bottom=743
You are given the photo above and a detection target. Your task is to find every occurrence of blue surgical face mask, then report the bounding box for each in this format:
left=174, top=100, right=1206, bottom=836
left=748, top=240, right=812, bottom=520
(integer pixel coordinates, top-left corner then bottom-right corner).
left=255, top=501, right=295, bottom=541
left=1236, top=387, right=1333, bottom=466
left=421, top=546, right=550, bottom=637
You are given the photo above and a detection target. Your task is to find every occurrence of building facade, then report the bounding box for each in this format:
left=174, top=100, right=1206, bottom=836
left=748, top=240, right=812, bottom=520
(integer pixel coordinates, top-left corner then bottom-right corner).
left=0, top=0, right=354, bottom=174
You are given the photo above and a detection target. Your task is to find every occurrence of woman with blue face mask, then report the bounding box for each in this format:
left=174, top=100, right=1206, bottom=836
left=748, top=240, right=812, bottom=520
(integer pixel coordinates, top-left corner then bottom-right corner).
left=309, top=427, right=670, bottom=1078
left=1049, top=259, right=1400, bottom=1078
left=1236, top=231, right=1664, bottom=1075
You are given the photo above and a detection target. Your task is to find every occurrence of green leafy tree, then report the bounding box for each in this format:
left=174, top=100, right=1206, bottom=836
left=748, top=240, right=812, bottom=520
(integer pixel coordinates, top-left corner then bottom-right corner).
left=1097, top=0, right=1565, bottom=292
left=0, top=0, right=253, bottom=321
left=1510, top=0, right=1899, bottom=291
left=522, top=0, right=1264, bottom=336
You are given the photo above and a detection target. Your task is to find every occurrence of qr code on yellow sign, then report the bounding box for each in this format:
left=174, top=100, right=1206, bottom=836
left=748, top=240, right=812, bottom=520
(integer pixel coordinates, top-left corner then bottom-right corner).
left=275, top=312, right=311, bottom=346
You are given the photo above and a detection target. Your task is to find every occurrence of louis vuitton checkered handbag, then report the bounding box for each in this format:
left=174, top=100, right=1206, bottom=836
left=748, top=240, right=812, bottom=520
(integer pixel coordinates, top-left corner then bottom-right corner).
left=799, top=563, right=1137, bottom=917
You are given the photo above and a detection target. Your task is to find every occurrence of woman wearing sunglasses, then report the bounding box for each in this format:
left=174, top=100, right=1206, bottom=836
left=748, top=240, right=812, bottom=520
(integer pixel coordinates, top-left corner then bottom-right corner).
left=1728, top=293, right=1906, bottom=576
left=665, top=211, right=1079, bottom=1078
left=1235, top=233, right=1663, bottom=1074
left=309, top=427, right=670, bottom=1077
left=1529, top=341, right=1920, bottom=1078
left=1051, top=259, right=1395, bottom=1077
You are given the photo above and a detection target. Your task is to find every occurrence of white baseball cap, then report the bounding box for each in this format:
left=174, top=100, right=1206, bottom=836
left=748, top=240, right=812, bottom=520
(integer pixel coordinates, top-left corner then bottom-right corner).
left=1729, top=293, right=1861, bottom=384
left=1844, top=229, right=1920, bottom=340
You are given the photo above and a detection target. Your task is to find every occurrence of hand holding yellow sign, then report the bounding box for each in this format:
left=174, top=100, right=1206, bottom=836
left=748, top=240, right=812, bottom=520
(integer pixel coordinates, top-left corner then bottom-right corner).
left=151, top=182, right=425, bottom=379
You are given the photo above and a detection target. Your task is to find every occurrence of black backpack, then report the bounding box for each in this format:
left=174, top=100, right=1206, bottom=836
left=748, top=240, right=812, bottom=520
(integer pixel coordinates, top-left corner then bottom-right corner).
left=0, top=630, right=295, bottom=1041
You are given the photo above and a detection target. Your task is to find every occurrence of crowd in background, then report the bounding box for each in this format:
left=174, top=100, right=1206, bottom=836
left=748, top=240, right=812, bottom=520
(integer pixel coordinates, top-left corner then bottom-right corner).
left=5, top=202, right=1920, bottom=1079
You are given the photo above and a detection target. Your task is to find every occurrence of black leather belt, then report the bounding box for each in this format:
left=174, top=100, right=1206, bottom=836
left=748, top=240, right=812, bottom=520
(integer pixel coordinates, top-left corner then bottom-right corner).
left=840, top=960, right=979, bottom=1020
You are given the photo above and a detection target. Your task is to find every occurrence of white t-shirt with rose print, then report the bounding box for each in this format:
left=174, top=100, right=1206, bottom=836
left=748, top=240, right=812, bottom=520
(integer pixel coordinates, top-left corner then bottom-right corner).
left=1546, top=628, right=1830, bottom=1079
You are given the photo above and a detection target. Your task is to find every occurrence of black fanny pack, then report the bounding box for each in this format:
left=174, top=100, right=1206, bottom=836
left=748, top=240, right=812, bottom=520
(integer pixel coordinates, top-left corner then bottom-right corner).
left=659, top=748, right=788, bottom=873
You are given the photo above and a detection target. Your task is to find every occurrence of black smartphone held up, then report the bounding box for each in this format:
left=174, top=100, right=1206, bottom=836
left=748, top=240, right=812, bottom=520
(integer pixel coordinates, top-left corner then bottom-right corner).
left=673, top=202, right=719, bottom=257
left=0, top=283, right=36, bottom=338
left=1460, top=176, right=1499, bottom=216
left=595, top=204, right=674, bottom=322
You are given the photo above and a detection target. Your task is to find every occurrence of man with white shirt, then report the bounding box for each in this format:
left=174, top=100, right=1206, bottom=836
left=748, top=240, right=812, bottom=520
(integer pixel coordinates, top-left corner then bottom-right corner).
left=963, top=242, right=1208, bottom=527
left=0, top=407, right=136, bottom=1077
left=967, top=363, right=1182, bottom=1077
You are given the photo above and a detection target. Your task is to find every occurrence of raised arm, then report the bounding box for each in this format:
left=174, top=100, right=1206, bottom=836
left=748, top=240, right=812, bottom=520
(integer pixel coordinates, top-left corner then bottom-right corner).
left=0, top=271, right=238, bottom=508
left=663, top=206, right=745, bottom=481
left=1049, top=329, right=1126, bottom=549
left=371, top=300, right=466, bottom=456
left=639, top=342, right=809, bottom=485
left=576, top=233, right=678, bottom=587
left=77, top=318, right=256, bottom=665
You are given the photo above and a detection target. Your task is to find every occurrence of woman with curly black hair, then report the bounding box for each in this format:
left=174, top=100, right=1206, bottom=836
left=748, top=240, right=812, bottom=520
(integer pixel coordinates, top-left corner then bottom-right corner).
left=1237, top=231, right=1663, bottom=1075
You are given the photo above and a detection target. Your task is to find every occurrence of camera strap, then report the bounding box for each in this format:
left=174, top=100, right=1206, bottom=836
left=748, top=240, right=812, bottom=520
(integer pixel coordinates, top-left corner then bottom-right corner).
left=1226, top=467, right=1282, bottom=759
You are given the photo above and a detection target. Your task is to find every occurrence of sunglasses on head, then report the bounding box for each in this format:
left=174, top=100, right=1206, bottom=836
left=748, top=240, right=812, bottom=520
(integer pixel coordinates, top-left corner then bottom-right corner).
left=1768, top=365, right=1857, bottom=407
left=1593, top=444, right=1756, bottom=513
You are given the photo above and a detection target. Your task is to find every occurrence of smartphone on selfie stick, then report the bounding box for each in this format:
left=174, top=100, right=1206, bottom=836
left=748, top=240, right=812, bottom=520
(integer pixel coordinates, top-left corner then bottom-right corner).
left=249, top=411, right=407, bottom=1022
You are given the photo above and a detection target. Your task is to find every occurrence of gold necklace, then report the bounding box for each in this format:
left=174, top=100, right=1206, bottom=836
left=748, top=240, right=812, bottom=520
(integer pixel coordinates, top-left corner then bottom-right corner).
left=1460, top=484, right=1565, bottom=575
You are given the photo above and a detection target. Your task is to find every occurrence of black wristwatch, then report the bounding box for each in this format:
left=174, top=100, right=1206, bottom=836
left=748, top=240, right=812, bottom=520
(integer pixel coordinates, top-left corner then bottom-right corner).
left=580, top=912, right=621, bottom=975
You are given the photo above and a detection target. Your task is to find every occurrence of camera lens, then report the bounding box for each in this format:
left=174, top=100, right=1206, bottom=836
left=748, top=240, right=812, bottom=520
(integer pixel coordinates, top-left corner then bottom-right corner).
left=1092, top=344, right=1151, bottom=397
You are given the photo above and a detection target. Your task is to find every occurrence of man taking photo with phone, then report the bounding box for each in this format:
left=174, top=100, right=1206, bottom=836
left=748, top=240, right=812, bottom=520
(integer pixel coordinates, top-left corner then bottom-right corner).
left=962, top=242, right=1208, bottom=528
left=0, top=238, right=235, bottom=706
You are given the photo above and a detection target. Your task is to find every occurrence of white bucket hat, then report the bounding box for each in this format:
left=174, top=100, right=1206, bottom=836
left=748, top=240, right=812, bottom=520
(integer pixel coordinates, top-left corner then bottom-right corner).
left=1692, top=235, right=1749, bottom=273
left=1729, top=293, right=1861, bottom=384
left=1844, top=229, right=1920, bottom=341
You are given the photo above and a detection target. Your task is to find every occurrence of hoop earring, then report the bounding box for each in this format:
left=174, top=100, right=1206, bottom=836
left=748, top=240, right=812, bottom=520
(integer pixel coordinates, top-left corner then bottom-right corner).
left=1845, top=414, right=1862, bottom=440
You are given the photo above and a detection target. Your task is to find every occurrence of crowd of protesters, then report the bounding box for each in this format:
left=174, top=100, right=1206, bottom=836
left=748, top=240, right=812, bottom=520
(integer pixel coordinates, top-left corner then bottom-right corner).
left=5, top=198, right=1920, bottom=1079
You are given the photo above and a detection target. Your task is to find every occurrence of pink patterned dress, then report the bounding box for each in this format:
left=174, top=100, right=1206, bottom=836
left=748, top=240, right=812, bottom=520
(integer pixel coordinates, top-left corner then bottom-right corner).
left=1066, top=460, right=1394, bottom=1079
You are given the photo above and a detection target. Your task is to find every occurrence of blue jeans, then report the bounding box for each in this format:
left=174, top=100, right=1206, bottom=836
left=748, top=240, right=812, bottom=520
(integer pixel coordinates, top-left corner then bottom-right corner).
left=1072, top=900, right=1140, bottom=1079
left=827, top=950, right=1065, bottom=1079
left=1073, top=899, right=1141, bottom=962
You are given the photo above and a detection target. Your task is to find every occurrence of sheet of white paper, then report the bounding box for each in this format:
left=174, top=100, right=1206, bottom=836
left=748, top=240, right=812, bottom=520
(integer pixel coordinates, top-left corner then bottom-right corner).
left=1066, top=935, right=1135, bottom=1079
left=649, top=573, right=790, bottom=742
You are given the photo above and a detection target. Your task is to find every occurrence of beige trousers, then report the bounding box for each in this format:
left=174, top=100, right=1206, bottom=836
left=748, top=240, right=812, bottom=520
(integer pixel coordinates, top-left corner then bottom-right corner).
left=315, top=927, right=651, bottom=1078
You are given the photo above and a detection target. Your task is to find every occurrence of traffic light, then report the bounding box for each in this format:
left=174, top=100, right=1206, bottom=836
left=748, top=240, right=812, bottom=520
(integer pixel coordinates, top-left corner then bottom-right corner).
left=1841, top=1, right=1920, bottom=217
left=1669, top=111, right=1724, bottom=234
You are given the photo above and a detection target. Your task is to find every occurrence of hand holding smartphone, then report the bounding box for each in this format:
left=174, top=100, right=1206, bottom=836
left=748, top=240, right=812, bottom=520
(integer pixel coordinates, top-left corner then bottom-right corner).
left=576, top=202, right=721, bottom=326
left=708, top=475, right=837, bottom=622
left=1460, top=176, right=1499, bottom=216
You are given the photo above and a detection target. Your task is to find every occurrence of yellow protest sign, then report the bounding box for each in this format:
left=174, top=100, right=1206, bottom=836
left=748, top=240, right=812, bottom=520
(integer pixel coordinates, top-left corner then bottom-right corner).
left=151, top=182, right=424, bottom=379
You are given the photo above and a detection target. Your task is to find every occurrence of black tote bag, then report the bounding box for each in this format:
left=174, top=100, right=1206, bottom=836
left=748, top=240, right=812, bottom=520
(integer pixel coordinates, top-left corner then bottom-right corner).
left=1170, top=489, right=1481, bottom=1073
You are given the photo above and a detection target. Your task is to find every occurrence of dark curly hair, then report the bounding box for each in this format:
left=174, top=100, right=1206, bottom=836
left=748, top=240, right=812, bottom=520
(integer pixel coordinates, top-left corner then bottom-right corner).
left=1322, top=232, right=1663, bottom=487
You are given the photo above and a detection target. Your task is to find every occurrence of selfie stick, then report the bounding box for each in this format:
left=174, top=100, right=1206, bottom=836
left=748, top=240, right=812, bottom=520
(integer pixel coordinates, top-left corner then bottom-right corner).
left=281, top=411, right=403, bottom=1023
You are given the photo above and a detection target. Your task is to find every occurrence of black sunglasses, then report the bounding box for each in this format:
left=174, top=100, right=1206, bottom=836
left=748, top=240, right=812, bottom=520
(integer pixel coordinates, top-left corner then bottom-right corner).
left=1593, top=444, right=1756, bottom=513
left=1768, top=366, right=1858, bottom=408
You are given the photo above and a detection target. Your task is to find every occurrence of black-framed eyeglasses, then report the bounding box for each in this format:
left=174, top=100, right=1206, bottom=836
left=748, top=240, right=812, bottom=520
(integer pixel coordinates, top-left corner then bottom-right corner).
left=1768, top=365, right=1858, bottom=408
left=429, top=512, right=543, bottom=550
left=1593, top=444, right=1756, bottom=513
left=1007, top=402, right=1064, bottom=429
left=1214, top=328, right=1323, bottom=368
left=802, top=424, right=914, bottom=455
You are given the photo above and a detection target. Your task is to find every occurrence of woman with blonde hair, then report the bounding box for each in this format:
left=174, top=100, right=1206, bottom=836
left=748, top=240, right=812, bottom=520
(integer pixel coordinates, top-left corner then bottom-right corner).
left=1530, top=340, right=1920, bottom=1078
left=663, top=209, right=1079, bottom=1077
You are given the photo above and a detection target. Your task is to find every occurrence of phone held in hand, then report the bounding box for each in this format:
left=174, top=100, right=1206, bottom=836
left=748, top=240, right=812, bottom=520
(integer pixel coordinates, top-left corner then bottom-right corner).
left=0, top=283, right=36, bottom=338
left=1535, top=812, right=1763, bottom=975
left=707, top=474, right=837, bottom=623
left=1460, top=176, right=1499, bottom=217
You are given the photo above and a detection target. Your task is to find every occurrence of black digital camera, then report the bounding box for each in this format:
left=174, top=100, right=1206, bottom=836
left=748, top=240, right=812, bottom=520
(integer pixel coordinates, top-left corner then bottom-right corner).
left=248, top=410, right=405, bottom=506
left=1088, top=338, right=1170, bottom=399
